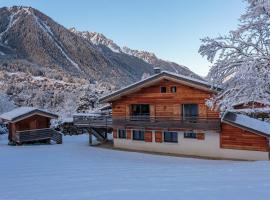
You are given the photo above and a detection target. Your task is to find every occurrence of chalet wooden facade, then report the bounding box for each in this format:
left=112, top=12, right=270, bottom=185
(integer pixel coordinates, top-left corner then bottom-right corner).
left=0, top=107, right=62, bottom=145
left=100, top=71, right=270, bottom=160
left=232, top=101, right=270, bottom=120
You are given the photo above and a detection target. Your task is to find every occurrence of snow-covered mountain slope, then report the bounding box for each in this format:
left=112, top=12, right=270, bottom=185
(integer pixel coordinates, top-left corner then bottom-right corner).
left=0, top=6, right=153, bottom=87
left=71, top=28, right=203, bottom=80
left=70, top=28, right=122, bottom=53
left=0, top=6, right=203, bottom=115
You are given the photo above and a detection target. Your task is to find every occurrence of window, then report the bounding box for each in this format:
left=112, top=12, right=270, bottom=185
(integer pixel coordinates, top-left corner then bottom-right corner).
left=170, top=86, right=177, bottom=93
left=182, top=104, right=198, bottom=119
left=131, top=104, right=150, bottom=120
left=118, top=129, right=126, bottom=139
left=133, top=130, right=145, bottom=141
left=160, top=86, right=167, bottom=93
left=164, top=131, right=178, bottom=143
left=184, top=131, right=197, bottom=139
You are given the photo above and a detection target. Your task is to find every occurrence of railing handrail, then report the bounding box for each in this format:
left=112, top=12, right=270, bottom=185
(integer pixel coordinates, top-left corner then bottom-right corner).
left=73, top=115, right=220, bottom=119
left=113, top=116, right=220, bottom=120
left=72, top=115, right=221, bottom=130
left=16, top=128, right=53, bottom=133
left=73, top=115, right=220, bottom=123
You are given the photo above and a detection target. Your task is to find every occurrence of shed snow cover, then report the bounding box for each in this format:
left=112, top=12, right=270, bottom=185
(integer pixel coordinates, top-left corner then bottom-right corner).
left=222, top=111, right=270, bottom=137
left=0, top=107, right=58, bottom=122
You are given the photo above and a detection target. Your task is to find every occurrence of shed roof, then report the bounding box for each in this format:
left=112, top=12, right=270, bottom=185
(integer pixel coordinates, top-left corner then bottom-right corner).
left=0, top=107, right=58, bottom=123
left=222, top=111, right=270, bottom=137
left=99, top=71, right=220, bottom=103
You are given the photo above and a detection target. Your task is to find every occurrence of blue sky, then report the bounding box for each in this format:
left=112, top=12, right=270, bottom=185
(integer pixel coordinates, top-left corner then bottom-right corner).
left=0, top=0, right=246, bottom=76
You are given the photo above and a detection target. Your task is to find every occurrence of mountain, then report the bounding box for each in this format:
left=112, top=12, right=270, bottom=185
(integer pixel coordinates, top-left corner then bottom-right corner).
left=70, top=28, right=203, bottom=80
left=0, top=6, right=155, bottom=87
left=0, top=6, right=203, bottom=116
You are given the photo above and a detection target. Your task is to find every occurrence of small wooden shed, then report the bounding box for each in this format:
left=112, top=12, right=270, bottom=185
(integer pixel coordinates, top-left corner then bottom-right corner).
left=0, top=107, right=62, bottom=145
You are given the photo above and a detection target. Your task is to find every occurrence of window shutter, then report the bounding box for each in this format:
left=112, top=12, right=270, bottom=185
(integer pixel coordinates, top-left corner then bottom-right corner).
left=144, top=131, right=152, bottom=142
left=155, top=131, right=163, bottom=143
left=197, top=133, right=205, bottom=140
left=127, top=129, right=131, bottom=139
left=113, top=129, right=118, bottom=138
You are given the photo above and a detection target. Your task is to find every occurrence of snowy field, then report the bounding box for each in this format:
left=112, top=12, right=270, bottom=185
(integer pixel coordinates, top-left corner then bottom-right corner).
left=0, top=134, right=270, bottom=200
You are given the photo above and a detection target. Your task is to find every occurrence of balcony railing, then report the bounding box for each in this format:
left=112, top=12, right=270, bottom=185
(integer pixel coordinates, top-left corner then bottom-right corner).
left=73, top=114, right=220, bottom=131
left=73, top=114, right=112, bottom=128
left=14, top=128, right=62, bottom=144
left=113, top=115, right=220, bottom=131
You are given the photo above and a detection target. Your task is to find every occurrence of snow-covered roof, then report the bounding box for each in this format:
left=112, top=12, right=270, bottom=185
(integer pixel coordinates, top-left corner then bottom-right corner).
left=0, top=107, right=58, bottom=122
left=99, top=104, right=112, bottom=111
left=99, top=71, right=221, bottom=103
left=229, top=107, right=270, bottom=114
left=222, top=111, right=270, bottom=137
left=73, top=112, right=103, bottom=117
left=61, top=118, right=73, bottom=123
left=233, top=100, right=270, bottom=107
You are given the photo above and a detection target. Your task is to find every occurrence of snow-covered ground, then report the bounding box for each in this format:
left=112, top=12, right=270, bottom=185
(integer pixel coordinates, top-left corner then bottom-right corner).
left=0, top=134, right=270, bottom=200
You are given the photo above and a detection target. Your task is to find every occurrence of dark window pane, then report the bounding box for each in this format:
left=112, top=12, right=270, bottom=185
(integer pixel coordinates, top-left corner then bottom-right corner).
left=184, top=131, right=197, bottom=139
left=141, top=104, right=150, bottom=115
left=164, top=131, right=178, bottom=143
left=183, top=104, right=198, bottom=118
left=118, top=129, right=126, bottom=139
left=171, top=86, right=177, bottom=93
left=131, top=104, right=150, bottom=120
left=133, top=130, right=145, bottom=141
left=160, top=87, right=167, bottom=93
left=132, top=105, right=140, bottom=113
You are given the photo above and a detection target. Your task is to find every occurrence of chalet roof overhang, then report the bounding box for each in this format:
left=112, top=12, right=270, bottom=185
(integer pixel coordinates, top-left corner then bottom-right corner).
left=99, top=71, right=221, bottom=104
left=0, top=107, right=58, bottom=123
left=221, top=111, right=270, bottom=138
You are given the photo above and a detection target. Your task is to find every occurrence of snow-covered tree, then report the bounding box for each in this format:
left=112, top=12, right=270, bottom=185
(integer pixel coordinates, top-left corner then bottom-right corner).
left=199, top=0, right=270, bottom=111
left=0, top=93, right=16, bottom=114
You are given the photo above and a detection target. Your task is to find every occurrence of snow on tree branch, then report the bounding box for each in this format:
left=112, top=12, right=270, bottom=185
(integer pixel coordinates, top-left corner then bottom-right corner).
left=199, top=0, right=270, bottom=111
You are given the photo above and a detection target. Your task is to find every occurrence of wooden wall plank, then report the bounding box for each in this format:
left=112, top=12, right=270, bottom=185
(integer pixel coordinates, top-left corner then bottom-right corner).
left=220, top=123, right=269, bottom=152
left=111, top=79, right=219, bottom=119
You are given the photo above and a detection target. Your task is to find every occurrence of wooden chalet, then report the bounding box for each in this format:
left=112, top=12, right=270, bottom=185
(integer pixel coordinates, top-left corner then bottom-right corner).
left=0, top=107, right=62, bottom=145
left=99, top=70, right=270, bottom=160
left=232, top=101, right=270, bottom=120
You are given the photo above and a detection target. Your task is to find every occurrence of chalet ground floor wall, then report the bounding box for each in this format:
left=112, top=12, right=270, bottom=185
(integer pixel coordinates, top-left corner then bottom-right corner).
left=113, top=130, right=269, bottom=161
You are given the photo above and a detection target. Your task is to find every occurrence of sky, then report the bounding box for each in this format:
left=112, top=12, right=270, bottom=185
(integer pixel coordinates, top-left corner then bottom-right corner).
left=0, top=0, right=246, bottom=76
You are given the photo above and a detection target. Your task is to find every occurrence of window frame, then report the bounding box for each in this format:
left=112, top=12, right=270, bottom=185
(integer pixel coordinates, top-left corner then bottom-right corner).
left=132, top=130, right=145, bottom=141
left=170, top=86, right=177, bottom=93
left=160, top=86, right=167, bottom=93
left=182, top=104, right=199, bottom=119
left=131, top=104, right=150, bottom=120
left=163, top=131, right=178, bottom=143
left=118, top=129, right=127, bottom=139
left=184, top=131, right=197, bottom=139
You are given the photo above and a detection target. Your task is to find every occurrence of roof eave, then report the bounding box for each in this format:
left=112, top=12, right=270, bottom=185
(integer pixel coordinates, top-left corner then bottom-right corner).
left=5, top=110, right=58, bottom=123
left=99, top=72, right=219, bottom=103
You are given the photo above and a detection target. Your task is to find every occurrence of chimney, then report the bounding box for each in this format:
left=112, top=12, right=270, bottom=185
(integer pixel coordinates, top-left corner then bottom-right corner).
left=154, top=67, right=161, bottom=74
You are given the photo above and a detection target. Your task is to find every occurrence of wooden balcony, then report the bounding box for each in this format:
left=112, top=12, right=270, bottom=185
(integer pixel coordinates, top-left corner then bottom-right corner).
left=73, top=114, right=112, bottom=128
left=14, top=128, right=62, bottom=144
left=113, top=116, right=221, bottom=131
left=73, top=114, right=220, bottom=131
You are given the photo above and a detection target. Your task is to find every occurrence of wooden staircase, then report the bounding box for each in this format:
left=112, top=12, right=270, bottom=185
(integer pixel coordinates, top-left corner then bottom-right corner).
left=67, top=112, right=112, bottom=146
left=51, top=130, right=63, bottom=144
left=88, top=127, right=108, bottom=145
